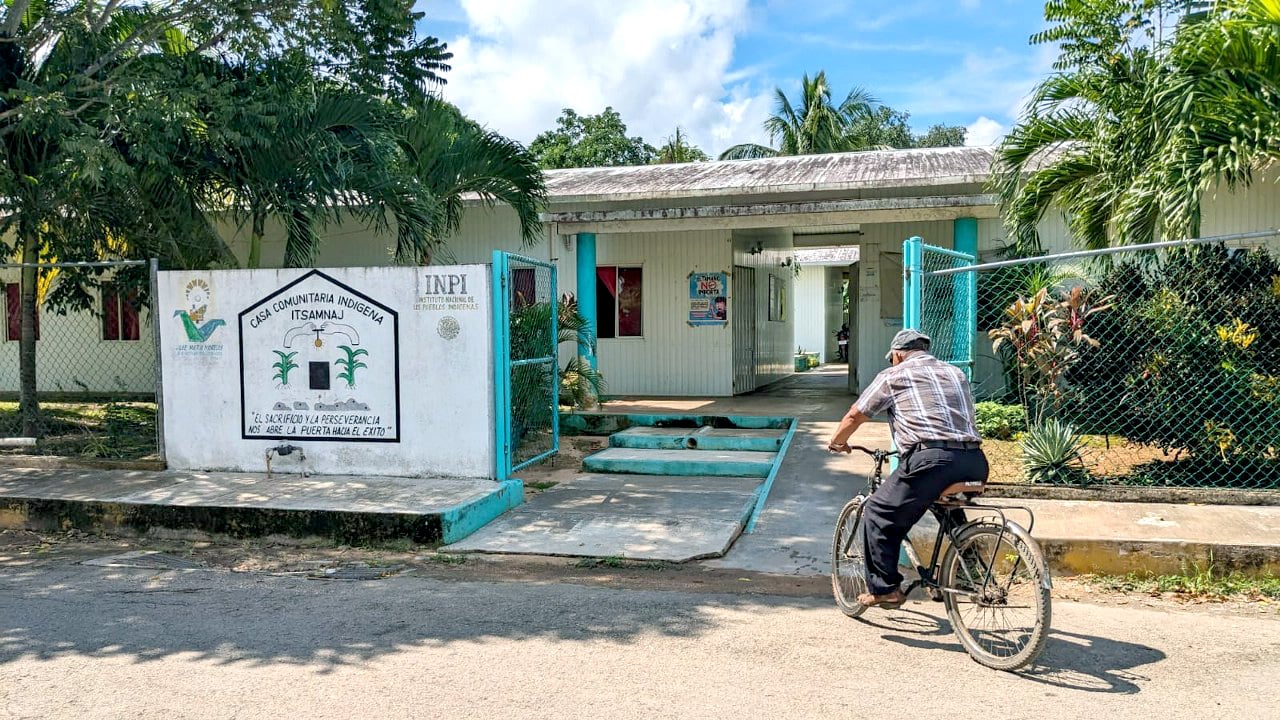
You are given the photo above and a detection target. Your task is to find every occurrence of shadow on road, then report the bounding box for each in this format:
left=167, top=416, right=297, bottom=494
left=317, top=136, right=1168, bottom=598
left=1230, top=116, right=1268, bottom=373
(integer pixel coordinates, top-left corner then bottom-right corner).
left=858, top=608, right=1165, bottom=693
left=0, top=556, right=832, bottom=673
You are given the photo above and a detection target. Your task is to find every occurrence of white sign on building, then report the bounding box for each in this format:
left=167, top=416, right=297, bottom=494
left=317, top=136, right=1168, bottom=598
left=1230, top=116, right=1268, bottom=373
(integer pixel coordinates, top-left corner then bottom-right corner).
left=158, top=265, right=493, bottom=478
left=238, top=271, right=400, bottom=443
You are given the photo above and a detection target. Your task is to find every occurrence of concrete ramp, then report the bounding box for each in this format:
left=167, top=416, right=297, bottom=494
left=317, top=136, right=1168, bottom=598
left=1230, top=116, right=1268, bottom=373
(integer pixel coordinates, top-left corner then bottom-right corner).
left=444, top=474, right=763, bottom=562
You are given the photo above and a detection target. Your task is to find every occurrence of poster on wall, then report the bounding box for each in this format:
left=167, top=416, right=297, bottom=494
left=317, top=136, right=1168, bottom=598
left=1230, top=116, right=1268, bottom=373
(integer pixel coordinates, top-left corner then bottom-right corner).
left=238, top=270, right=400, bottom=443
left=687, top=271, right=728, bottom=326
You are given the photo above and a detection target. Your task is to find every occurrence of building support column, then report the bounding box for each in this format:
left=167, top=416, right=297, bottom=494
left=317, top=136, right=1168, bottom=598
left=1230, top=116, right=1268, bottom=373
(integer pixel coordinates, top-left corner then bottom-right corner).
left=953, top=217, right=978, bottom=380
left=953, top=217, right=978, bottom=258
left=575, top=232, right=598, bottom=369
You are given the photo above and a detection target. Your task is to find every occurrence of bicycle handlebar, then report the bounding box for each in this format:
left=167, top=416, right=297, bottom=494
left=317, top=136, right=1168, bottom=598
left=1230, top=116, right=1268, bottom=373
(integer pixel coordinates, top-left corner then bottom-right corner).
left=830, top=443, right=898, bottom=457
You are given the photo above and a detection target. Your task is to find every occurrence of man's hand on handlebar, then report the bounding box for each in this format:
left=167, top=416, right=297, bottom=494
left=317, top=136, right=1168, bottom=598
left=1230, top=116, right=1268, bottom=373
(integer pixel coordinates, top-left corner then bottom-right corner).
left=827, top=441, right=852, bottom=454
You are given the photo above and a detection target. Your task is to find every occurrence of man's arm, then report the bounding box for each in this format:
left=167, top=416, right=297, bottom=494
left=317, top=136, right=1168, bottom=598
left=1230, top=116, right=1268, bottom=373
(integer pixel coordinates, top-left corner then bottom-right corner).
left=827, top=407, right=871, bottom=451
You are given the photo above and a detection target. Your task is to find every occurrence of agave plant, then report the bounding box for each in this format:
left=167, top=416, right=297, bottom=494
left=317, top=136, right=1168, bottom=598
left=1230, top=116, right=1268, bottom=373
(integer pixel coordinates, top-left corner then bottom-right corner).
left=1021, top=419, right=1086, bottom=484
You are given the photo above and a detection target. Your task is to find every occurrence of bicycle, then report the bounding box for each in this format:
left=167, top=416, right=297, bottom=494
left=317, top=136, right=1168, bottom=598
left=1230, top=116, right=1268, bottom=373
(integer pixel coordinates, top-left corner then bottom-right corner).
left=830, top=445, right=1052, bottom=671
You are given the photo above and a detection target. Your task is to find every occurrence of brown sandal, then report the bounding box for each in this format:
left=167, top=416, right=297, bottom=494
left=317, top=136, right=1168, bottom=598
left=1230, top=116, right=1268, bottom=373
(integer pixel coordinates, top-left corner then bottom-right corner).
left=856, top=590, right=907, bottom=609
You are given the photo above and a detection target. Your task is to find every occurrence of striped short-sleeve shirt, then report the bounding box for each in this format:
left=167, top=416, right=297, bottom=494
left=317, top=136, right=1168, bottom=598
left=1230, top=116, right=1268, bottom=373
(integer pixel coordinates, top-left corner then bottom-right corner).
left=853, top=352, right=980, bottom=448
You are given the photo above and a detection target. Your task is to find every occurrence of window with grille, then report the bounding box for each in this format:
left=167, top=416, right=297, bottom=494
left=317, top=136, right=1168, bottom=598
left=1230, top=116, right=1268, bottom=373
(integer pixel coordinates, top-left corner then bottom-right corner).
left=102, top=285, right=141, bottom=341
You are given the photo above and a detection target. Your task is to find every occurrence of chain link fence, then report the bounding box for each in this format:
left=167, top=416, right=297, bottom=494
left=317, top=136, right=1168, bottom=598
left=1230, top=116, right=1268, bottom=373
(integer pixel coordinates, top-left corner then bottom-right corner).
left=0, top=261, right=159, bottom=459
left=923, top=233, right=1280, bottom=490
left=495, top=253, right=559, bottom=477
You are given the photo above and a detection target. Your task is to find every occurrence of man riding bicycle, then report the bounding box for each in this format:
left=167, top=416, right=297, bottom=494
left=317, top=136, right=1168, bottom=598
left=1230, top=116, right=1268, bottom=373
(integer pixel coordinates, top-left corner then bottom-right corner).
left=826, top=329, right=988, bottom=609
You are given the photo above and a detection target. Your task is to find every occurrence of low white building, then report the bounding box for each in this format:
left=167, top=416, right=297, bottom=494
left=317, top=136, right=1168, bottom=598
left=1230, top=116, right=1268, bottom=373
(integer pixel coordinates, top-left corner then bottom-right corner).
left=5, top=146, right=1280, bottom=398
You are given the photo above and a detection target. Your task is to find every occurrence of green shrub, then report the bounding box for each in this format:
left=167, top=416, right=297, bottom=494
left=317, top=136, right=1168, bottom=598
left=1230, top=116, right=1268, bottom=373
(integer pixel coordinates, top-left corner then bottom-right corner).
left=975, top=402, right=1026, bottom=440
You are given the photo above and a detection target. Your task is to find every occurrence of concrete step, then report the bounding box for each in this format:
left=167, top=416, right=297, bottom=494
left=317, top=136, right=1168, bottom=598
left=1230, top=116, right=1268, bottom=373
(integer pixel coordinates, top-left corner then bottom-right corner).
left=610, top=426, right=786, bottom=452
left=582, top=447, right=775, bottom=478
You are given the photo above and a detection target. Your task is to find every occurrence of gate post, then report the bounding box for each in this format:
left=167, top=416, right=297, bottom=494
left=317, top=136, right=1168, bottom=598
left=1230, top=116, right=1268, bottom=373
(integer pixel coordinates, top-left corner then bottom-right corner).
left=491, top=251, right=511, bottom=482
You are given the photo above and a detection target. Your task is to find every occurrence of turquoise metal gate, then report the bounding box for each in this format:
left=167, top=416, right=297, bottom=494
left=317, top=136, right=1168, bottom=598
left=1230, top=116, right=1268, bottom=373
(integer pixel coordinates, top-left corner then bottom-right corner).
left=492, top=252, right=559, bottom=482
left=903, top=236, right=977, bottom=377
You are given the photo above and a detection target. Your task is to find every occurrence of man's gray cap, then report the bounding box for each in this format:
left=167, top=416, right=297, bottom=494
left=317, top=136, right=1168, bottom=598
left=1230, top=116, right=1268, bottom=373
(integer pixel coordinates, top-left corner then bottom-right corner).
left=885, top=328, right=931, bottom=360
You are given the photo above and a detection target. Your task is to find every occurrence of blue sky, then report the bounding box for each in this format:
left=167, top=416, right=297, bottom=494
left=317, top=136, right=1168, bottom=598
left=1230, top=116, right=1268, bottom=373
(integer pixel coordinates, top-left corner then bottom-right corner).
left=417, top=1, right=1055, bottom=156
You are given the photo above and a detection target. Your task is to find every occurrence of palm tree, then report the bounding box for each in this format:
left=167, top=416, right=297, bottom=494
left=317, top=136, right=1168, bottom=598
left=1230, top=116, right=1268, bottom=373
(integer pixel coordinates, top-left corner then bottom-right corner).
left=655, top=128, right=709, bottom=164
left=398, top=96, right=546, bottom=262
left=719, top=71, right=878, bottom=160
left=994, top=2, right=1280, bottom=253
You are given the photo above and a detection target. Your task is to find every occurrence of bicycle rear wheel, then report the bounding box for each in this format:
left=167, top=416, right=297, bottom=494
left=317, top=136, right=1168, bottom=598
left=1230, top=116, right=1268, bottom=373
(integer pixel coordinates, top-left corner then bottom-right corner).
left=831, top=496, right=869, bottom=617
left=941, top=522, right=1051, bottom=671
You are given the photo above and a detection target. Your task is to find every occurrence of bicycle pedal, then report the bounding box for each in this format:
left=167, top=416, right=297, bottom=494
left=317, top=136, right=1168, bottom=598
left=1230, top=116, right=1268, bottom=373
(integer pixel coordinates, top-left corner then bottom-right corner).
left=927, top=588, right=943, bottom=602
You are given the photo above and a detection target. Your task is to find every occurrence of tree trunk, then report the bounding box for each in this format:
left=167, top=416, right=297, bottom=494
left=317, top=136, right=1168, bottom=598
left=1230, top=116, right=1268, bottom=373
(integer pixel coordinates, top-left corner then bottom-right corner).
left=248, top=211, right=265, bottom=269
left=17, top=228, right=39, bottom=437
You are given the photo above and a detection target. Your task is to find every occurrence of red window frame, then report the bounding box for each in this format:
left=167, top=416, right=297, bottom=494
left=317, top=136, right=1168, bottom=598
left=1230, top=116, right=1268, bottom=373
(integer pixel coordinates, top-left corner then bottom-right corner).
left=4, top=283, right=39, bottom=342
left=102, top=284, right=141, bottom=341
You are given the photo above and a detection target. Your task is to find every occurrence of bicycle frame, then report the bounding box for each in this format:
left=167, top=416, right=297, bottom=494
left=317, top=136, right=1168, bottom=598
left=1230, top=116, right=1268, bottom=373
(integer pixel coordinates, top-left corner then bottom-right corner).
left=839, top=445, right=1050, bottom=602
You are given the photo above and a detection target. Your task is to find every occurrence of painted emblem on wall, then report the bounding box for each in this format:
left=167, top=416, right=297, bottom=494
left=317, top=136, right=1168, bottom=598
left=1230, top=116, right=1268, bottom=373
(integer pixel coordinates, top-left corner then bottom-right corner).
left=238, top=270, right=400, bottom=443
left=437, top=316, right=460, bottom=340
left=173, top=278, right=226, bottom=343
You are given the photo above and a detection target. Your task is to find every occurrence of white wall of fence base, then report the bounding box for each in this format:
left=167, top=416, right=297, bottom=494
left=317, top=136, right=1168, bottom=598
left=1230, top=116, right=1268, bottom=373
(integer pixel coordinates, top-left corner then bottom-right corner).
left=158, top=265, right=493, bottom=478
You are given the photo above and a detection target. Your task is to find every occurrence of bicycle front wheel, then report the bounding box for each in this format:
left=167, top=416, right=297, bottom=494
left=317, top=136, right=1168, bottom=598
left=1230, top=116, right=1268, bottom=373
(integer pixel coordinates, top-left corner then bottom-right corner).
left=941, top=522, right=1051, bottom=671
left=831, top=496, right=869, bottom=618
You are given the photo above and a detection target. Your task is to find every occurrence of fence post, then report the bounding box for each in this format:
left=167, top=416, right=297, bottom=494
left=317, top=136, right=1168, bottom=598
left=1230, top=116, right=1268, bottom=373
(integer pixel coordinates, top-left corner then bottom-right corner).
left=149, top=258, right=166, bottom=465
left=903, top=236, right=923, bottom=330
left=491, top=251, right=510, bottom=482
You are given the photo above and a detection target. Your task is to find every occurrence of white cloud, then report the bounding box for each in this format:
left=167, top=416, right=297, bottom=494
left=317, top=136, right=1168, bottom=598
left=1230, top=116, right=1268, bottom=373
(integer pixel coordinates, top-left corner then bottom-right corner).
left=441, top=0, right=772, bottom=158
left=964, top=116, right=1006, bottom=146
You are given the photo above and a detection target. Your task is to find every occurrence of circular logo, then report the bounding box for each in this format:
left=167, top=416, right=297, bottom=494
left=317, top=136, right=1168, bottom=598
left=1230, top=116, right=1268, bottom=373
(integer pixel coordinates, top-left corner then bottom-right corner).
left=438, top=316, right=461, bottom=340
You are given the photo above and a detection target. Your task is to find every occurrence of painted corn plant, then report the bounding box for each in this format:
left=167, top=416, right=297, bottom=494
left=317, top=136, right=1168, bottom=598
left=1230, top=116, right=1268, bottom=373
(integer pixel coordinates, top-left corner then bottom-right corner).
left=272, top=351, right=299, bottom=386
left=334, top=346, right=369, bottom=388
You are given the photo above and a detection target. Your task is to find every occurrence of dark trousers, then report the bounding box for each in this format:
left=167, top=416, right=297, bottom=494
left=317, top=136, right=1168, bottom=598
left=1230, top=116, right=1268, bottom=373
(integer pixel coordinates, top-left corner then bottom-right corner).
left=860, top=446, right=989, bottom=595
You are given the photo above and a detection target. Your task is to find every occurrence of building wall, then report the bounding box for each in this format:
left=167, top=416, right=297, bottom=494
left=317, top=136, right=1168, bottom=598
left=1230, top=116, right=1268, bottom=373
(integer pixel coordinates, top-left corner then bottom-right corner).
left=595, top=229, right=733, bottom=396
left=158, top=265, right=494, bottom=477
left=825, top=266, right=848, bottom=361
left=792, top=265, right=828, bottom=361
left=732, top=228, right=795, bottom=388
left=0, top=270, right=156, bottom=394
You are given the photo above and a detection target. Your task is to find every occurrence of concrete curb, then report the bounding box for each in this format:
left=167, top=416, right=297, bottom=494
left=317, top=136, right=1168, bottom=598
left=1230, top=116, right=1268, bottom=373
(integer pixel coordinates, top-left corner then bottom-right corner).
left=0, top=455, right=166, bottom=472
left=985, top=483, right=1280, bottom=507
left=0, top=480, right=524, bottom=545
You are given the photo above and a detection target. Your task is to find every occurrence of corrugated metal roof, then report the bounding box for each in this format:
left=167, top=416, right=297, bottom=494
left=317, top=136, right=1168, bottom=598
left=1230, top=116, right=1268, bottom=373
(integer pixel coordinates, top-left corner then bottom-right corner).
left=542, top=146, right=997, bottom=204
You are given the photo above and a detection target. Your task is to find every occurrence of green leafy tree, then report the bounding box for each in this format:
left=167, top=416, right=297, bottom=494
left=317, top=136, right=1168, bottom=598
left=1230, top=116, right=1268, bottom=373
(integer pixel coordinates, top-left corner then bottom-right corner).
left=915, top=123, right=968, bottom=148
left=0, top=1, right=519, bottom=436
left=530, top=107, right=657, bottom=169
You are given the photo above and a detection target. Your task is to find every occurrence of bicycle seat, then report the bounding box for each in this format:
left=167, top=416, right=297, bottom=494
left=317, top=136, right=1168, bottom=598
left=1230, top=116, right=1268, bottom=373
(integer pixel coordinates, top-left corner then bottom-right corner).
left=935, top=480, right=987, bottom=506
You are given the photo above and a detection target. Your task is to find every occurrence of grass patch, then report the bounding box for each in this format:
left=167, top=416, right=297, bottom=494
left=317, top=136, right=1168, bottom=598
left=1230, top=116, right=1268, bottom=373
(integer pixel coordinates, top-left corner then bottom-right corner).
left=1082, top=566, right=1280, bottom=600
left=573, top=556, right=668, bottom=571
left=428, top=553, right=468, bottom=565
left=0, top=401, right=157, bottom=460
left=525, top=480, right=558, bottom=491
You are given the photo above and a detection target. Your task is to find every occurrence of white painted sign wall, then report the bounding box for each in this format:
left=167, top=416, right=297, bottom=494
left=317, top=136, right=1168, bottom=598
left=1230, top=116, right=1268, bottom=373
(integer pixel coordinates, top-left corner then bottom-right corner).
left=158, top=265, right=493, bottom=477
